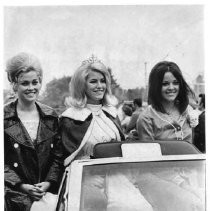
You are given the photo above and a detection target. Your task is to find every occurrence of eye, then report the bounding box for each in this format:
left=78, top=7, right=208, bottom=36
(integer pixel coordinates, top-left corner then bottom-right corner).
left=20, top=81, right=29, bottom=86
left=100, top=78, right=106, bottom=83
left=162, top=82, right=169, bottom=86
left=32, top=80, right=39, bottom=85
left=173, top=81, right=179, bottom=85
left=89, top=79, right=97, bottom=84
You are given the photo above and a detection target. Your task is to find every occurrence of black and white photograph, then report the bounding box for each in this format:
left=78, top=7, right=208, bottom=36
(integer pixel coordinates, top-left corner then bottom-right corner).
left=2, top=1, right=208, bottom=211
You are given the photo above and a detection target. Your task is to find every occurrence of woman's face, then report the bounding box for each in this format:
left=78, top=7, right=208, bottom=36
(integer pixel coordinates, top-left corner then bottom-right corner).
left=161, top=71, right=180, bottom=103
left=85, top=70, right=106, bottom=105
left=16, top=71, right=42, bottom=104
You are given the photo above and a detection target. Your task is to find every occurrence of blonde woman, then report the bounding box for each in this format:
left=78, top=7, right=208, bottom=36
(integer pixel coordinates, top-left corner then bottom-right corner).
left=60, top=56, right=153, bottom=211
left=4, top=52, right=64, bottom=211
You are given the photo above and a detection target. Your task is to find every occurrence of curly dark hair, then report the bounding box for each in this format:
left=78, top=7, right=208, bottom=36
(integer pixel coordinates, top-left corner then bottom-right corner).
left=122, top=105, right=133, bottom=116
left=133, top=98, right=142, bottom=107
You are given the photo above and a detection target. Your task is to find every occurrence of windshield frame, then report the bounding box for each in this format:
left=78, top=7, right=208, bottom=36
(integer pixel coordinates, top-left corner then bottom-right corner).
left=67, top=154, right=206, bottom=211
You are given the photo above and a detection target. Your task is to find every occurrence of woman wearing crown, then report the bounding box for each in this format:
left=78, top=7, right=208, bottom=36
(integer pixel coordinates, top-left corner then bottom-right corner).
left=59, top=56, right=153, bottom=211
left=60, top=55, right=124, bottom=164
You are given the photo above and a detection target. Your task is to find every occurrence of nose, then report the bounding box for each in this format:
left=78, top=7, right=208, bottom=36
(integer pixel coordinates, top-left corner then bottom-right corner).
left=168, top=83, right=174, bottom=89
left=28, top=83, right=35, bottom=90
left=97, top=81, right=103, bottom=88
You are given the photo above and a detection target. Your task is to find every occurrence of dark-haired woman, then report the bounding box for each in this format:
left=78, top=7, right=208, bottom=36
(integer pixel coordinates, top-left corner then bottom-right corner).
left=135, top=61, right=204, bottom=211
left=137, top=61, right=198, bottom=143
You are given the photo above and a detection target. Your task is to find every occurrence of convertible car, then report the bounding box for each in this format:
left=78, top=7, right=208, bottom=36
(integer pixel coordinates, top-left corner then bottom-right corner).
left=56, top=141, right=206, bottom=211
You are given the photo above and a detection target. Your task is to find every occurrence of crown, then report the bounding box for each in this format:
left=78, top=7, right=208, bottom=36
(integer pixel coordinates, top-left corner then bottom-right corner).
left=82, top=54, right=102, bottom=65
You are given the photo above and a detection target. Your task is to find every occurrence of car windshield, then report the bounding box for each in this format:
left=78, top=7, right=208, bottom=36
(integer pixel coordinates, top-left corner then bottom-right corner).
left=79, top=159, right=205, bottom=211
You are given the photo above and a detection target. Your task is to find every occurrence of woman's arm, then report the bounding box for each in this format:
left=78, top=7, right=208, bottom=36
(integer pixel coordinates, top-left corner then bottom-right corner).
left=59, top=117, right=88, bottom=155
left=136, top=114, right=155, bottom=142
left=4, top=134, right=23, bottom=188
left=44, top=119, right=65, bottom=191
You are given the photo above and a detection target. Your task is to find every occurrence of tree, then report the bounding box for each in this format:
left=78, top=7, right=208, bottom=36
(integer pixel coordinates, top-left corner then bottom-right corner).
left=107, top=67, right=147, bottom=103
left=107, top=67, right=126, bottom=102
left=40, top=76, right=71, bottom=109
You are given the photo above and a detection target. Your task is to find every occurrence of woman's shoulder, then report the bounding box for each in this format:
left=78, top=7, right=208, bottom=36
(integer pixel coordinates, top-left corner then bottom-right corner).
left=36, top=102, right=58, bottom=117
left=61, top=106, right=92, bottom=121
left=4, top=100, right=17, bottom=119
left=4, top=100, right=15, bottom=111
left=137, top=106, right=160, bottom=127
left=102, top=105, right=118, bottom=118
left=139, top=105, right=154, bottom=118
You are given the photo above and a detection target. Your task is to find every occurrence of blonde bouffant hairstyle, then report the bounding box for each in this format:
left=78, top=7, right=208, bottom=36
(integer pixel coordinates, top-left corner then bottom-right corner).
left=5, top=52, right=43, bottom=91
left=66, top=58, right=117, bottom=108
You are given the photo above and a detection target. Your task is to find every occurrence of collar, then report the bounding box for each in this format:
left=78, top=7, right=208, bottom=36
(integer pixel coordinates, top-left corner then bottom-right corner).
left=4, top=99, right=57, bottom=120
left=36, top=101, right=58, bottom=118
left=149, top=105, right=187, bottom=123
left=61, top=105, right=117, bottom=121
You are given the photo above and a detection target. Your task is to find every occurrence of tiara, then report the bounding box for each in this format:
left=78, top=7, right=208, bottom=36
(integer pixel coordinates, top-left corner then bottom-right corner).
left=82, top=54, right=102, bottom=65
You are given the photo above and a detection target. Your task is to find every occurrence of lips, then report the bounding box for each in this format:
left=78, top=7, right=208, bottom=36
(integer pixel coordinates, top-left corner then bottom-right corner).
left=25, top=91, right=36, bottom=94
left=166, top=91, right=177, bottom=95
left=94, top=90, right=104, bottom=94
left=167, top=94, right=176, bottom=98
left=25, top=92, right=36, bottom=97
left=167, top=92, right=176, bottom=95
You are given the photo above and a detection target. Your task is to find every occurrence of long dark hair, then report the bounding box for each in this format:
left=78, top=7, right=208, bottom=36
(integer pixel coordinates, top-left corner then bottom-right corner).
left=148, top=61, right=194, bottom=114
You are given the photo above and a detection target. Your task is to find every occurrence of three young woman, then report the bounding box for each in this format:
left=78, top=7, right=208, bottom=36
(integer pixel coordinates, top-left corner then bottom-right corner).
left=4, top=54, right=200, bottom=210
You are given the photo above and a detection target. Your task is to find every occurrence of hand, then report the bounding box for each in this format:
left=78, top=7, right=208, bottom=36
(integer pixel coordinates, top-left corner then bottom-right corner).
left=19, top=184, right=45, bottom=201
left=34, top=181, right=51, bottom=192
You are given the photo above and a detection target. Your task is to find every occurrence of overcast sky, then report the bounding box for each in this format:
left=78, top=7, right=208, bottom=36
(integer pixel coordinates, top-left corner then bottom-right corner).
left=4, top=5, right=204, bottom=90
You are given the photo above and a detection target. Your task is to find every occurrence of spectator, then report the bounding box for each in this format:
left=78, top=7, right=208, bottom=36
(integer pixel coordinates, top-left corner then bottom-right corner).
left=125, top=98, right=144, bottom=134
left=4, top=52, right=64, bottom=211
left=194, top=94, right=205, bottom=153
left=137, top=61, right=198, bottom=143
left=121, top=104, right=133, bottom=132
